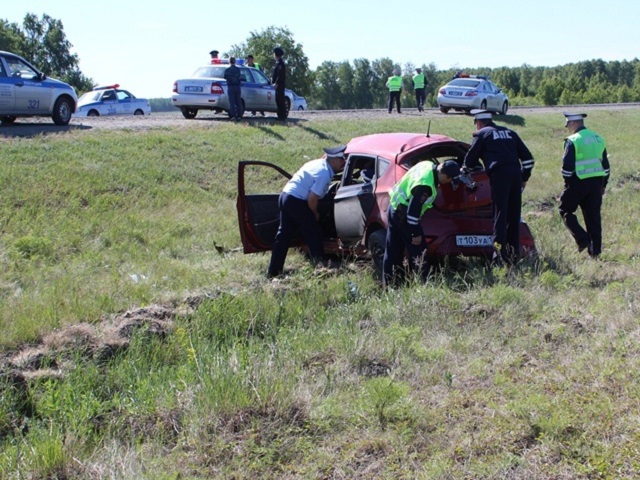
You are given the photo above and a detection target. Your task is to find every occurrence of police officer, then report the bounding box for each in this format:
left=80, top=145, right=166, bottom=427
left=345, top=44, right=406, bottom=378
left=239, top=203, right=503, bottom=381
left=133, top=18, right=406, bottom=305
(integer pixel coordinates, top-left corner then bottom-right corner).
left=268, top=145, right=347, bottom=278
left=386, top=69, right=402, bottom=114
left=383, top=160, right=461, bottom=287
left=412, top=68, right=426, bottom=112
left=272, top=47, right=287, bottom=120
left=559, top=112, right=610, bottom=258
left=223, top=57, right=242, bottom=121
left=462, top=109, right=535, bottom=266
left=209, top=50, right=219, bottom=64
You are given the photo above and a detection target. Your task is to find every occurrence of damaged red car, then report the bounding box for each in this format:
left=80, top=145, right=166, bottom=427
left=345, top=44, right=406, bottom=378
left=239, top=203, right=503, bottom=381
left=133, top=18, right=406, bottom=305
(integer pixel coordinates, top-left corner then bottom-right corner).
left=237, top=131, right=536, bottom=272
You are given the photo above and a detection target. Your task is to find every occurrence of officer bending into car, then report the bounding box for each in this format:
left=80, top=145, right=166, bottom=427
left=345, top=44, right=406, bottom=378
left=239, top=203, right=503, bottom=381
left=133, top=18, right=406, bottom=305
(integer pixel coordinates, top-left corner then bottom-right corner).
left=383, top=160, right=461, bottom=287
left=462, top=109, right=535, bottom=266
left=267, top=145, right=347, bottom=278
left=559, top=112, right=610, bottom=258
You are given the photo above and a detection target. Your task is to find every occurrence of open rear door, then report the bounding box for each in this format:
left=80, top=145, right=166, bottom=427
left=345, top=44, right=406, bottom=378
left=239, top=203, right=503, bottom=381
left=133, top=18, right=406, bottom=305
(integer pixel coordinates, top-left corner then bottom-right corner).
left=236, top=160, right=291, bottom=253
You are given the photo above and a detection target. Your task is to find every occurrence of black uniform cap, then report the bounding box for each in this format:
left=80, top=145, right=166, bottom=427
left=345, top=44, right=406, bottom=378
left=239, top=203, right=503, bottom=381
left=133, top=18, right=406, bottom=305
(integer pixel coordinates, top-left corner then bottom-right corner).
left=273, top=47, right=284, bottom=57
left=323, top=145, right=347, bottom=159
left=440, top=160, right=461, bottom=179
left=209, top=50, right=219, bottom=56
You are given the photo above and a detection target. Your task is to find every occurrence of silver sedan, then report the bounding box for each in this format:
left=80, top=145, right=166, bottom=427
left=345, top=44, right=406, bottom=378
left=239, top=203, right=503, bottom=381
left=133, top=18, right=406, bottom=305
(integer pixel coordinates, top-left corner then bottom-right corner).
left=437, top=75, right=508, bottom=114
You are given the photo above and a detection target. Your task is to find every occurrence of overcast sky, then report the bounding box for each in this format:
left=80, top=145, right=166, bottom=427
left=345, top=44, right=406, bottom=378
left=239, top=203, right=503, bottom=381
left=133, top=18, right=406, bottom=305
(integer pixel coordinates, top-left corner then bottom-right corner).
left=4, top=0, right=639, bottom=98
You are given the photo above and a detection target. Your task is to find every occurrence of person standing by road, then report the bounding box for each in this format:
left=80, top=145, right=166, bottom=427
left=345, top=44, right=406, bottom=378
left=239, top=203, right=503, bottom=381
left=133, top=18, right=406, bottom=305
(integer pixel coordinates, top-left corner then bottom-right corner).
left=412, top=68, right=426, bottom=112
left=272, top=47, right=287, bottom=120
left=383, top=160, right=461, bottom=287
left=386, top=69, right=402, bottom=114
left=223, top=57, right=242, bottom=121
left=558, top=112, right=610, bottom=258
left=462, top=109, right=535, bottom=266
left=267, top=145, right=347, bottom=278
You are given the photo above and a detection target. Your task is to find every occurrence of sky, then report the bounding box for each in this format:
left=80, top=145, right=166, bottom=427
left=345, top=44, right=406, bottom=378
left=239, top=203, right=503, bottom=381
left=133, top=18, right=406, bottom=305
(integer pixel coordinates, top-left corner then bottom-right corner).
left=4, top=0, right=640, bottom=98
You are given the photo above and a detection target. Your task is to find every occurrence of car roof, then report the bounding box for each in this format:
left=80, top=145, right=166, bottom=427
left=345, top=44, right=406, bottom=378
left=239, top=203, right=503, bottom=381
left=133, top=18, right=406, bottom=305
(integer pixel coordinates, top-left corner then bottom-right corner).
left=345, top=132, right=459, bottom=161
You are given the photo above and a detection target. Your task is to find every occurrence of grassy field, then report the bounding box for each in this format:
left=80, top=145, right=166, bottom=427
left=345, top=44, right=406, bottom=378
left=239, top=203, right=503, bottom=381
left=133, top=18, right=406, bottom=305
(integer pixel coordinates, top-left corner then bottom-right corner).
left=1, top=110, right=639, bottom=479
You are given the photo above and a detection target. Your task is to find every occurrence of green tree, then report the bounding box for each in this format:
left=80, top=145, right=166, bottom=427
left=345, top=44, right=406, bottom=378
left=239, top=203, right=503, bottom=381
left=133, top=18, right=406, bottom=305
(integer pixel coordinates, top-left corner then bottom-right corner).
left=0, top=13, right=92, bottom=93
left=229, top=26, right=312, bottom=97
left=352, top=58, right=375, bottom=109
left=314, top=61, right=341, bottom=110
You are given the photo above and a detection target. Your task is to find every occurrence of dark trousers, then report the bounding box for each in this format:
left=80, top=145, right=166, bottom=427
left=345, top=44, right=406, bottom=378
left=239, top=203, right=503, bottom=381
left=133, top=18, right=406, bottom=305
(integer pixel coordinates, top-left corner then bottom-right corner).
left=268, top=192, right=323, bottom=276
left=559, top=178, right=603, bottom=256
left=382, top=205, right=428, bottom=286
left=388, top=91, right=401, bottom=113
left=227, top=85, right=242, bottom=119
left=275, top=88, right=287, bottom=119
left=489, top=166, right=522, bottom=265
left=415, top=88, right=426, bottom=110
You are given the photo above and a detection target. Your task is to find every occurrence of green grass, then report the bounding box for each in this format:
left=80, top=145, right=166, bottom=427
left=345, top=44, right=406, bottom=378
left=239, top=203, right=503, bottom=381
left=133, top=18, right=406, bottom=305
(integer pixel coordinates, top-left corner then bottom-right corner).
left=1, top=110, right=640, bottom=478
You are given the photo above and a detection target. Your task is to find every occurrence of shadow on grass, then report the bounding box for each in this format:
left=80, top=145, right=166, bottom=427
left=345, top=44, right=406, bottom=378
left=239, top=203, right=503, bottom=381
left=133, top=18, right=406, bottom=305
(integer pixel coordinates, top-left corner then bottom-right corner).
left=0, top=122, right=91, bottom=139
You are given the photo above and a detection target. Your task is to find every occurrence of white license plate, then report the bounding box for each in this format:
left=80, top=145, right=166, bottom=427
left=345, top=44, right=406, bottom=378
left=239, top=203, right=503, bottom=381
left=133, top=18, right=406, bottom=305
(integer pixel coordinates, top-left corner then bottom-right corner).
left=184, top=86, right=203, bottom=93
left=456, top=235, right=493, bottom=247
left=449, top=91, right=462, bottom=96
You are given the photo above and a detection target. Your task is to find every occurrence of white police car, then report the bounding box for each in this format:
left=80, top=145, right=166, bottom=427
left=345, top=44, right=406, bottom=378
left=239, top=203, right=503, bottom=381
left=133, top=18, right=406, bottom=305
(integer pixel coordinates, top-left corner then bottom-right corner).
left=437, top=74, right=509, bottom=114
left=0, top=50, right=77, bottom=126
left=74, top=84, right=151, bottom=117
left=171, top=58, right=289, bottom=119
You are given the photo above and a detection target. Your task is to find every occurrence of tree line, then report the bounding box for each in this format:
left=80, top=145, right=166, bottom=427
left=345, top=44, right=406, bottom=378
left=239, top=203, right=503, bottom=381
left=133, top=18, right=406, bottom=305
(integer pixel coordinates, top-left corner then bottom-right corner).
left=3, top=16, right=639, bottom=109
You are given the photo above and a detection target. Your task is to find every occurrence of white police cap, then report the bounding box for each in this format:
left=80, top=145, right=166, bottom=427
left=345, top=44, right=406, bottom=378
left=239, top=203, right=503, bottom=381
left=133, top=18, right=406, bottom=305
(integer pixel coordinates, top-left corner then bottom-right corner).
left=563, top=112, right=587, bottom=122
left=323, top=145, right=347, bottom=159
left=470, top=109, right=493, bottom=121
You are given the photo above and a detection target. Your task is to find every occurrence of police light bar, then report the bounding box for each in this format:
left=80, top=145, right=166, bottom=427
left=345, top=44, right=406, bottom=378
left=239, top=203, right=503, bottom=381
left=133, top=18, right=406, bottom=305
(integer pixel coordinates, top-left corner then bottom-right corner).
left=236, top=58, right=245, bottom=66
left=93, top=84, right=120, bottom=90
left=210, top=58, right=230, bottom=65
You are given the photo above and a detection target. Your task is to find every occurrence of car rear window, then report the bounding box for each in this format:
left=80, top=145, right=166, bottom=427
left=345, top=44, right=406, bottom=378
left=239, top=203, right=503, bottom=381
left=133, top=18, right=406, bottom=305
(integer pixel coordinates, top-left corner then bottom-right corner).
left=193, top=66, right=227, bottom=78
left=449, top=79, right=480, bottom=88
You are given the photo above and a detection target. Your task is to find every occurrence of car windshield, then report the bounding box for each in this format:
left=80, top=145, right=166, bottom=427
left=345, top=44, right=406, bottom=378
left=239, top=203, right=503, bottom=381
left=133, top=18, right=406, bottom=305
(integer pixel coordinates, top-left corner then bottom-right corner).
left=78, top=91, right=101, bottom=103
left=449, top=79, right=481, bottom=88
left=192, top=66, right=227, bottom=79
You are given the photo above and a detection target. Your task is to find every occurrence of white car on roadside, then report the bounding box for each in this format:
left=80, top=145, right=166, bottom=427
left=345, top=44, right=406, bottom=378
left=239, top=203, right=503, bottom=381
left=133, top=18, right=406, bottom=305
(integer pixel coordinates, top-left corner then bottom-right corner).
left=74, top=84, right=151, bottom=117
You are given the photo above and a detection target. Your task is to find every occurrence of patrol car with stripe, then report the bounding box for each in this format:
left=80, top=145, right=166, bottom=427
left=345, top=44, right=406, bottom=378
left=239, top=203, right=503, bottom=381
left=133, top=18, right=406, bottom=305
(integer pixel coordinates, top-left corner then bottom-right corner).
left=74, top=84, right=151, bottom=117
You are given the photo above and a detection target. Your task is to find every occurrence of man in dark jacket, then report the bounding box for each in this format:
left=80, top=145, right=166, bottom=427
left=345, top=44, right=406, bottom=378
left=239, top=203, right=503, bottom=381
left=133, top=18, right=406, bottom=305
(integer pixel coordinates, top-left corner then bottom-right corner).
left=463, top=109, right=535, bottom=266
left=272, top=47, right=287, bottom=120
left=223, top=57, right=243, bottom=121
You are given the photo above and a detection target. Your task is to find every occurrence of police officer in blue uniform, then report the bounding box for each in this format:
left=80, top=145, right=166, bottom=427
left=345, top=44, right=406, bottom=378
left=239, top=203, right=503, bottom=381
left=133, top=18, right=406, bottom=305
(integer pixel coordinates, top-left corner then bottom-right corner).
left=559, top=112, right=610, bottom=258
left=267, top=145, right=347, bottom=278
left=462, top=109, right=535, bottom=266
left=271, top=47, right=287, bottom=120
left=382, top=160, right=461, bottom=287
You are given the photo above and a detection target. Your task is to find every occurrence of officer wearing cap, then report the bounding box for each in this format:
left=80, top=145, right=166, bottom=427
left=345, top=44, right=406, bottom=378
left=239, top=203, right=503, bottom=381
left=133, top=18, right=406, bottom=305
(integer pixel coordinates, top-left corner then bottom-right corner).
left=383, top=160, right=460, bottom=287
left=272, top=47, right=287, bottom=120
left=559, top=112, right=610, bottom=258
left=267, top=145, right=347, bottom=278
left=463, top=109, right=535, bottom=266
left=209, top=50, right=219, bottom=64
left=412, top=68, right=426, bottom=112
left=386, top=68, right=403, bottom=114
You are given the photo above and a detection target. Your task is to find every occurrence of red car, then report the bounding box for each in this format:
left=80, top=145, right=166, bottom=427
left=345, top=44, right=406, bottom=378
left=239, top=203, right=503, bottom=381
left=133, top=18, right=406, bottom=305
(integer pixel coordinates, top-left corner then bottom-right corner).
left=237, top=132, right=536, bottom=271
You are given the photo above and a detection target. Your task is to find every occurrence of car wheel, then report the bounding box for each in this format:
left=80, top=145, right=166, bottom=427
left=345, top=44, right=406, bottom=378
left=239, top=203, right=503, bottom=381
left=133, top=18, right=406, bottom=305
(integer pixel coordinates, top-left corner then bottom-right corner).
left=480, top=100, right=487, bottom=110
left=87, top=110, right=99, bottom=117
left=439, top=106, right=450, bottom=114
left=367, top=229, right=387, bottom=280
left=0, top=116, right=17, bottom=125
left=500, top=101, right=508, bottom=115
left=181, top=108, right=198, bottom=119
left=52, top=96, right=73, bottom=126
left=134, top=109, right=144, bottom=115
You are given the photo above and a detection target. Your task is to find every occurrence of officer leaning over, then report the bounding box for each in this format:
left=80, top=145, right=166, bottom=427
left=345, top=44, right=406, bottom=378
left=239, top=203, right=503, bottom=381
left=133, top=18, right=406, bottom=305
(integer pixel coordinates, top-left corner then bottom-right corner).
left=559, top=112, right=610, bottom=258
left=383, top=160, right=461, bottom=287
left=462, top=109, right=535, bottom=266
left=267, top=145, right=347, bottom=278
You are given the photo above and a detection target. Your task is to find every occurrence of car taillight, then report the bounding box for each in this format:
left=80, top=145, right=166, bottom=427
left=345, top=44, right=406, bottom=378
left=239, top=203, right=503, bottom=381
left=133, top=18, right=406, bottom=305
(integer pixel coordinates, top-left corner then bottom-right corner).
left=465, top=91, right=478, bottom=97
left=211, top=83, right=224, bottom=94
left=439, top=88, right=446, bottom=94
left=173, top=82, right=177, bottom=93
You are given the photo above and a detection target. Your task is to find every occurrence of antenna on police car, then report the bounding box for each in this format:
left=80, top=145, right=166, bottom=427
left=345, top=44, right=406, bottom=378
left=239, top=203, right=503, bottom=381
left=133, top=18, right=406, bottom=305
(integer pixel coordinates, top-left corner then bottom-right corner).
left=426, top=120, right=431, bottom=138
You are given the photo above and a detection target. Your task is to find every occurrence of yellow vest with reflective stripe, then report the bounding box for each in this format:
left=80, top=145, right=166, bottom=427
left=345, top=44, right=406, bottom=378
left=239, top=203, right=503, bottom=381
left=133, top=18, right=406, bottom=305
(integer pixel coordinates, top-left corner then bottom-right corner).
left=568, top=129, right=606, bottom=179
left=387, top=75, right=402, bottom=92
left=413, top=73, right=425, bottom=89
left=389, top=161, right=437, bottom=215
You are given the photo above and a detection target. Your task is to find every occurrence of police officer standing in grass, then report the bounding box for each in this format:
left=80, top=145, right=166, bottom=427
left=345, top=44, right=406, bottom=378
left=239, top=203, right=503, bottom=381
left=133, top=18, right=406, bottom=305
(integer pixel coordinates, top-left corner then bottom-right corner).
left=267, top=145, right=347, bottom=278
left=272, top=47, right=287, bottom=120
left=383, top=160, right=461, bottom=287
left=386, top=69, right=402, bottom=114
left=223, top=57, right=242, bottom=121
left=559, top=112, right=610, bottom=258
left=412, top=68, right=426, bottom=112
left=462, top=109, right=535, bottom=266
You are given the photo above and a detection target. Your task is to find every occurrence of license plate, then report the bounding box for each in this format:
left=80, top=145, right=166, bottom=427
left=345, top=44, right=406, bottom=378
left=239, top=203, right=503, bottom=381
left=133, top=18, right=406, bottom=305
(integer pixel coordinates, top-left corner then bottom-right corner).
left=184, top=86, right=203, bottom=93
left=456, top=235, right=493, bottom=247
left=449, top=91, right=462, bottom=96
